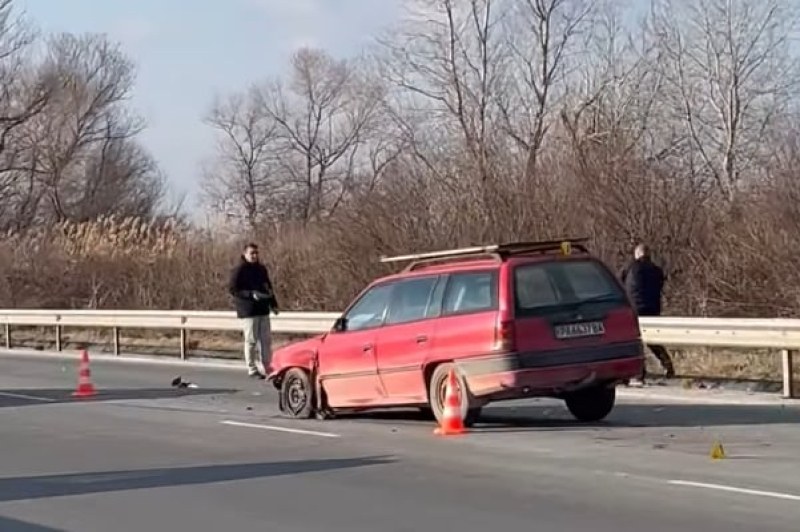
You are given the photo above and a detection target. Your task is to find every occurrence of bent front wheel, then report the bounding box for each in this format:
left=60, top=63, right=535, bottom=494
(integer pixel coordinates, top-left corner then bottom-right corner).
left=279, top=368, right=315, bottom=419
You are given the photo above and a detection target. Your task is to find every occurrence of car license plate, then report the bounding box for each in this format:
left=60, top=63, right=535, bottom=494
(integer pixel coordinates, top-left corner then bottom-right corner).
left=554, top=321, right=605, bottom=339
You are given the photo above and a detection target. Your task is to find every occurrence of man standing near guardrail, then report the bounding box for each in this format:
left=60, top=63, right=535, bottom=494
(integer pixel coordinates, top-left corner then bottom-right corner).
left=228, top=242, right=280, bottom=379
left=620, top=243, right=675, bottom=382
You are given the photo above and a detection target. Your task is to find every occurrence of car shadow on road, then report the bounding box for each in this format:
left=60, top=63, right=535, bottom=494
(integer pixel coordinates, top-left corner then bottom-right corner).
left=0, top=515, right=66, bottom=532
left=0, top=456, right=396, bottom=503
left=339, top=408, right=639, bottom=431
left=331, top=402, right=800, bottom=432
left=473, top=403, right=800, bottom=432
left=0, top=388, right=237, bottom=408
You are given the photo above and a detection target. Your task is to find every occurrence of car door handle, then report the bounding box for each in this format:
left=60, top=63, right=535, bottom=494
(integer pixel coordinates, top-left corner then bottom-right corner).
left=362, top=343, right=373, bottom=352
left=416, top=335, right=428, bottom=344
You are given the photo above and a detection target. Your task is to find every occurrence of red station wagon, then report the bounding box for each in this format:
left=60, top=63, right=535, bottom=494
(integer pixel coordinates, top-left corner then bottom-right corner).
left=268, top=239, right=645, bottom=426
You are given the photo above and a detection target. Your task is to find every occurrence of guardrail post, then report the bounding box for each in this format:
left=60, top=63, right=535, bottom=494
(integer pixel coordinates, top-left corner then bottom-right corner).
left=55, top=325, right=62, bottom=352
left=179, top=329, right=187, bottom=360
left=113, top=327, right=120, bottom=356
left=782, top=349, right=795, bottom=399
left=4, top=323, right=9, bottom=349
left=179, top=316, right=188, bottom=360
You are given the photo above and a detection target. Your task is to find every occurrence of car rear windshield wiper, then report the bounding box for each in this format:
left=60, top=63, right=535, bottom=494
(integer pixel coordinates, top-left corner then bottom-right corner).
left=579, top=294, right=621, bottom=304
left=558, top=294, right=621, bottom=310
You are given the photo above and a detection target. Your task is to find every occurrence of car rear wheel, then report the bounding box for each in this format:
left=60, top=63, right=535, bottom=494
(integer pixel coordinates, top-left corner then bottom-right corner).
left=564, top=385, right=616, bottom=422
left=428, top=363, right=481, bottom=428
left=279, top=368, right=315, bottom=419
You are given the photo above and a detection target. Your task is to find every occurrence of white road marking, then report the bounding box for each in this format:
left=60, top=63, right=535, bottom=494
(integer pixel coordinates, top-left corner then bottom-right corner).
left=668, top=480, right=800, bottom=501
left=0, top=391, right=56, bottom=402
left=0, top=348, right=242, bottom=371
left=221, top=420, right=340, bottom=438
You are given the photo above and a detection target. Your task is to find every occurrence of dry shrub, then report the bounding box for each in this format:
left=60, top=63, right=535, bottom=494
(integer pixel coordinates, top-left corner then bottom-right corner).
left=55, top=216, right=181, bottom=260
left=0, top=217, right=236, bottom=310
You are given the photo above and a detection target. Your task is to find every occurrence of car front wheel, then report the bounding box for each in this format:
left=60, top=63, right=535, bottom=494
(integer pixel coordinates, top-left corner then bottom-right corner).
left=564, top=385, right=616, bottom=422
left=279, top=368, right=315, bottom=419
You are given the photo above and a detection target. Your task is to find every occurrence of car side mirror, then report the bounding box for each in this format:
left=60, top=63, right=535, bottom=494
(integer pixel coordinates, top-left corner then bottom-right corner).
left=332, top=317, right=348, bottom=333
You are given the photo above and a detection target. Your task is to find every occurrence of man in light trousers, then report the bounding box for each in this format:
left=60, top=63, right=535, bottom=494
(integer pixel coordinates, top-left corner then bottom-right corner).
left=228, top=243, right=279, bottom=379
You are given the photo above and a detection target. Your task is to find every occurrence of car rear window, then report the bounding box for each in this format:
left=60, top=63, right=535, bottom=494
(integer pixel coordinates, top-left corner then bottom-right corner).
left=513, top=259, right=625, bottom=317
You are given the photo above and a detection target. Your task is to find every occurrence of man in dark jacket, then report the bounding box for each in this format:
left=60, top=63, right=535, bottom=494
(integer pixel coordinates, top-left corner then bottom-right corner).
left=620, top=243, right=675, bottom=380
left=229, top=243, right=279, bottom=379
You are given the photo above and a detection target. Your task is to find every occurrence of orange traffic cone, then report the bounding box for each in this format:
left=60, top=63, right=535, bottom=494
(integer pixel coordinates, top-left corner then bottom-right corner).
left=434, top=368, right=466, bottom=436
left=72, top=349, right=97, bottom=398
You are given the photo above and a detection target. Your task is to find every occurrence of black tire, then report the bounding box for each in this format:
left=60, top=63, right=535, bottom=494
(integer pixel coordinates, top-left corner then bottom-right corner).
left=564, top=385, right=616, bottom=422
left=428, top=363, right=481, bottom=428
left=417, top=406, right=435, bottom=420
left=279, top=368, right=315, bottom=419
left=466, top=407, right=482, bottom=426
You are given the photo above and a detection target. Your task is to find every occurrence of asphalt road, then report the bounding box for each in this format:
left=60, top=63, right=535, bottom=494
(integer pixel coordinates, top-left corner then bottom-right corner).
left=1, top=349, right=800, bottom=532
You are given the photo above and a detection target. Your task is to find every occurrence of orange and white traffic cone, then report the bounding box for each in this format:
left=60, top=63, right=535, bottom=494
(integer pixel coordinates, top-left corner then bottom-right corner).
left=72, top=349, right=97, bottom=398
left=434, top=368, right=466, bottom=436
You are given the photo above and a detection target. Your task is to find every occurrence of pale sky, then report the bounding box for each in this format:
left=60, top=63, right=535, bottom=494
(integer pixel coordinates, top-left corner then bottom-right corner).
left=17, top=0, right=401, bottom=210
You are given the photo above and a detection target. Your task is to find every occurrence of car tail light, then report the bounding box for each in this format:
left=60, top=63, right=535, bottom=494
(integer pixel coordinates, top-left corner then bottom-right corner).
left=613, top=305, right=641, bottom=338
left=618, top=305, right=639, bottom=328
left=494, top=319, right=516, bottom=352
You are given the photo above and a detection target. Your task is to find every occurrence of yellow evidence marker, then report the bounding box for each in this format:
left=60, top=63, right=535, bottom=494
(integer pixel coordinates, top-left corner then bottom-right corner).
left=710, top=441, right=726, bottom=460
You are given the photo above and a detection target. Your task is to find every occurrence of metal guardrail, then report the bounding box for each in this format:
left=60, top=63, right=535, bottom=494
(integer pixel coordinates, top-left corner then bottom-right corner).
left=638, top=317, right=798, bottom=399
left=0, top=310, right=796, bottom=398
left=0, top=310, right=339, bottom=360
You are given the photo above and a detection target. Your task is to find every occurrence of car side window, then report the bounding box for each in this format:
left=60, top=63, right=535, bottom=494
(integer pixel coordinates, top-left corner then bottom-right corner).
left=442, top=271, right=498, bottom=315
left=343, top=283, right=394, bottom=332
left=385, top=276, right=438, bottom=325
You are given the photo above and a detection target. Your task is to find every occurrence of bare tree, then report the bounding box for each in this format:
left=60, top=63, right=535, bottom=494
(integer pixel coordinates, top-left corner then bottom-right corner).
left=648, top=0, right=800, bottom=203
left=0, top=0, right=49, bottom=161
left=203, top=48, right=391, bottom=229
left=29, top=32, right=153, bottom=222
left=500, top=0, right=595, bottom=181
left=73, top=136, right=167, bottom=220
left=381, top=0, right=508, bottom=185
left=259, top=47, right=385, bottom=223
left=0, top=0, right=54, bottom=230
left=376, top=0, right=520, bottom=239
left=202, top=88, right=282, bottom=229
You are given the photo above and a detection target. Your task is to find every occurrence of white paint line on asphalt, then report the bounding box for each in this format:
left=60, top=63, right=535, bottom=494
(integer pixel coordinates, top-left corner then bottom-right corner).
left=87, top=356, right=242, bottom=371
left=0, top=391, right=56, bottom=402
left=221, top=420, right=341, bottom=438
left=0, top=349, right=242, bottom=371
left=668, top=480, right=800, bottom=502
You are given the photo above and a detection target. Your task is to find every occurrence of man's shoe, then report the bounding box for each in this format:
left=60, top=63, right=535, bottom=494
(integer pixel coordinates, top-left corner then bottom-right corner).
left=249, top=372, right=266, bottom=380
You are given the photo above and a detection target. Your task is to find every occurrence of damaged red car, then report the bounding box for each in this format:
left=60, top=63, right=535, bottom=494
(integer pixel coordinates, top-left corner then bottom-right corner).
left=268, top=239, right=645, bottom=426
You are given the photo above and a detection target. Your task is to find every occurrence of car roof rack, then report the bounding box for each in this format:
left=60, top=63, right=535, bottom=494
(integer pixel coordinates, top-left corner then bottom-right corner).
left=380, top=238, right=590, bottom=272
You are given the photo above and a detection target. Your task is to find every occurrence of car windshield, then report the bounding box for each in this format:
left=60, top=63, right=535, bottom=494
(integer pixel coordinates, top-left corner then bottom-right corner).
left=513, top=259, right=625, bottom=317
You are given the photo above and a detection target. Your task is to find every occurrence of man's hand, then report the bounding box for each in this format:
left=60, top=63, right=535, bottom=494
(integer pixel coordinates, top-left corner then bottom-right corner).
left=271, top=307, right=280, bottom=316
